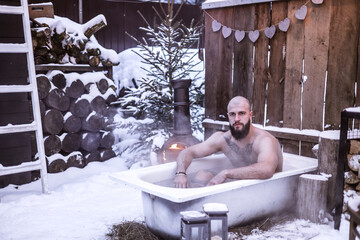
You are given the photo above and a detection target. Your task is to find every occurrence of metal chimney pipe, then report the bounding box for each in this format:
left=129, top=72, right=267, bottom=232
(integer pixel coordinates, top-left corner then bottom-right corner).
left=171, top=79, right=192, bottom=136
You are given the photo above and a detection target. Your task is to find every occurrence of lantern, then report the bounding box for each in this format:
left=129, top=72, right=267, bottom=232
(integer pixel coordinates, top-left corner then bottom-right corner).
left=180, top=210, right=209, bottom=240
left=203, top=203, right=229, bottom=240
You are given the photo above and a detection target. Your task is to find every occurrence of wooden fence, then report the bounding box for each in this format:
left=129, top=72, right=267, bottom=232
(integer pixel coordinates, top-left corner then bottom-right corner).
left=28, top=0, right=203, bottom=53
left=202, top=0, right=360, bottom=156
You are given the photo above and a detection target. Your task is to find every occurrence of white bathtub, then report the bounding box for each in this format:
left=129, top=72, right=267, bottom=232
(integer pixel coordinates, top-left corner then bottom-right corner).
left=110, top=153, right=318, bottom=239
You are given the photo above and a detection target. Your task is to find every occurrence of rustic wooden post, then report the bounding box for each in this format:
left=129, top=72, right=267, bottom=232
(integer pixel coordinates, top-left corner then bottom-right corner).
left=317, top=132, right=340, bottom=213
left=296, top=174, right=328, bottom=223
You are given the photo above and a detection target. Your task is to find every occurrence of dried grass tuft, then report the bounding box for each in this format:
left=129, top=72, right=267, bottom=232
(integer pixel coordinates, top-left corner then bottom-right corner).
left=106, top=220, right=161, bottom=240
left=229, top=213, right=296, bottom=238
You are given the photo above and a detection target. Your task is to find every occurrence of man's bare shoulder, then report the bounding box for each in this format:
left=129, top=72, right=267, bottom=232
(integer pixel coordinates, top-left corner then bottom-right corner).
left=207, top=131, right=229, bottom=142
left=205, top=131, right=231, bottom=148
left=252, top=126, right=280, bottom=150
left=253, top=126, right=277, bottom=141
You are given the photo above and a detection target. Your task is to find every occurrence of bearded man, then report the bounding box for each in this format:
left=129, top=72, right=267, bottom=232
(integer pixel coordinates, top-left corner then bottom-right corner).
left=173, top=96, right=283, bottom=188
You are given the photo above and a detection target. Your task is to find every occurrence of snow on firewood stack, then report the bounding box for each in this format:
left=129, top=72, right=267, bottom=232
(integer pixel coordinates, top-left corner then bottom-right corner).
left=36, top=71, right=118, bottom=173
left=30, top=14, right=119, bottom=67
left=345, top=140, right=360, bottom=194
left=29, top=14, right=119, bottom=173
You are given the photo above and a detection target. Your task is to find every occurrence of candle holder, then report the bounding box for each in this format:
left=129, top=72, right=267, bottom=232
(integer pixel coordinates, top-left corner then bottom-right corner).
left=180, top=210, right=209, bottom=240
left=203, top=203, right=229, bottom=240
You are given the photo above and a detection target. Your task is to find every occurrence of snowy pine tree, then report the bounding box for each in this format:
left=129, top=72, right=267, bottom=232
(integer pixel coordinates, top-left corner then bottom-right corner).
left=117, top=0, right=203, bottom=162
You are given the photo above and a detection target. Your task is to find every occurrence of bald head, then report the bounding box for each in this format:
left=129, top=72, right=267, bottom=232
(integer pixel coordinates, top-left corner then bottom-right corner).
left=227, top=96, right=251, bottom=112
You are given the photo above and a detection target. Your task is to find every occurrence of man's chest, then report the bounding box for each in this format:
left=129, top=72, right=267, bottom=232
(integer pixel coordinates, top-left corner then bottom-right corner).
left=222, top=138, right=257, bottom=167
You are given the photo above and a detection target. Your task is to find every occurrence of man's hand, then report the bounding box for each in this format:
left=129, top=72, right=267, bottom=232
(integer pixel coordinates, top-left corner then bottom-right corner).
left=206, top=170, right=228, bottom=186
left=174, top=175, right=188, bottom=188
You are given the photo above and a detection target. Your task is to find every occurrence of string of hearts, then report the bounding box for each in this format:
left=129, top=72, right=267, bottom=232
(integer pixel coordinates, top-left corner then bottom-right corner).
left=207, top=0, right=324, bottom=43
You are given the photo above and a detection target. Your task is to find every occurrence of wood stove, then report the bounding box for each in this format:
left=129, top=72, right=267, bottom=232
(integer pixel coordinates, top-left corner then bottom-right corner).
left=159, top=79, right=199, bottom=163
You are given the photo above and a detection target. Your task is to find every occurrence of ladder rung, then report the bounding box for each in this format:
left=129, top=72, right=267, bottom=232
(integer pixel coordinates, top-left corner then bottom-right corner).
left=0, top=122, right=37, bottom=134
left=0, top=43, right=29, bottom=53
left=0, top=160, right=42, bottom=176
left=0, top=84, right=33, bottom=93
left=0, top=5, right=24, bottom=15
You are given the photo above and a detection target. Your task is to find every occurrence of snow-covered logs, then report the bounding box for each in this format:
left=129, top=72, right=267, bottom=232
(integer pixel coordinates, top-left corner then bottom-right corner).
left=36, top=71, right=117, bottom=173
left=345, top=140, right=360, bottom=195
left=31, top=15, right=119, bottom=67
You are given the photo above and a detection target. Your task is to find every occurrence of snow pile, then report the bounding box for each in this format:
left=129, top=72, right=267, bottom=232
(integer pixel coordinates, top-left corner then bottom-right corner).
left=113, top=47, right=205, bottom=95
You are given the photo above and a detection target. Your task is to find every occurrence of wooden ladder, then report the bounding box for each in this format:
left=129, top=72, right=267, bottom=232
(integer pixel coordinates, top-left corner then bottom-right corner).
left=0, top=0, right=48, bottom=193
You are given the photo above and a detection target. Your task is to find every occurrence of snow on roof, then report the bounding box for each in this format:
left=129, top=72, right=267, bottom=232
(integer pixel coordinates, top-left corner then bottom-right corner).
left=345, top=107, right=360, bottom=113
left=180, top=210, right=208, bottom=220
left=203, top=202, right=229, bottom=213
left=202, top=0, right=281, bottom=9
left=300, top=174, right=329, bottom=181
left=133, top=0, right=202, bottom=4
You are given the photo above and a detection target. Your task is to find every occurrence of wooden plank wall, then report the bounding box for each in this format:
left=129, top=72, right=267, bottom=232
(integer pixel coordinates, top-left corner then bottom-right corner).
left=203, top=0, right=360, bottom=156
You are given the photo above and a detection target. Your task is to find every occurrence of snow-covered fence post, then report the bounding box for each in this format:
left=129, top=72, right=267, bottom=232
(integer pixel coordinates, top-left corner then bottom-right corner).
left=317, top=132, right=340, bottom=213
left=296, top=174, right=328, bottom=223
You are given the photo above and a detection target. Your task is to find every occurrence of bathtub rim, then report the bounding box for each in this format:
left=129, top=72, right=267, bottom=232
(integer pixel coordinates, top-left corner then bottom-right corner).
left=109, top=152, right=318, bottom=203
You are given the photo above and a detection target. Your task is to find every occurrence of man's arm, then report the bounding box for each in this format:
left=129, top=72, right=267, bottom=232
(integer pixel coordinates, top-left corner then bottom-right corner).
left=207, top=136, right=280, bottom=185
left=174, top=131, right=224, bottom=188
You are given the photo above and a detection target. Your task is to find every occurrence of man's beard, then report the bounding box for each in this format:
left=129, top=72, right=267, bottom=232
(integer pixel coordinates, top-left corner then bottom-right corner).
left=229, top=120, right=250, bottom=140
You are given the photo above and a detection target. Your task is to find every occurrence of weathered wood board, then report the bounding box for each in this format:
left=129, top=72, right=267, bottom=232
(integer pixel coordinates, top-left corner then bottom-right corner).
left=232, top=5, right=255, bottom=103
left=252, top=2, right=270, bottom=125
left=266, top=0, right=288, bottom=127
left=326, top=0, right=359, bottom=128
left=302, top=0, right=331, bottom=130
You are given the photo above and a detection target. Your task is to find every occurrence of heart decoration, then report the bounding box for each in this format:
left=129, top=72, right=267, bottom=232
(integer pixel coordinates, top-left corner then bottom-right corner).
left=249, top=30, right=259, bottom=43
left=212, top=20, right=221, bottom=32
left=295, top=5, right=307, bottom=20
left=279, top=18, right=290, bottom=32
left=235, top=30, right=245, bottom=42
left=312, top=0, right=324, bottom=4
left=264, top=25, right=276, bottom=39
left=222, top=26, right=232, bottom=38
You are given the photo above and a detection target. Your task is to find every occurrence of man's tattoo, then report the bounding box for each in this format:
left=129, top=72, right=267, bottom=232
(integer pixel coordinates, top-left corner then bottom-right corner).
left=224, top=137, right=255, bottom=166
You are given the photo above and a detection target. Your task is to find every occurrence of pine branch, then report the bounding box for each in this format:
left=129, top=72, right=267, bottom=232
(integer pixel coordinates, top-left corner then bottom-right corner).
left=173, top=0, right=185, bottom=20
left=137, top=10, right=151, bottom=28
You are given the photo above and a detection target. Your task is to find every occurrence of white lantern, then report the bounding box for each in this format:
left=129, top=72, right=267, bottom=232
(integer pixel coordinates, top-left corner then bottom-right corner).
left=203, top=203, right=229, bottom=240
left=180, top=210, right=209, bottom=240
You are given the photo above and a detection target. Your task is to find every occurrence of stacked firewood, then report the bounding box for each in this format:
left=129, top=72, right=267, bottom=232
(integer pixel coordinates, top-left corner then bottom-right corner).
left=36, top=71, right=118, bottom=173
left=30, top=14, right=120, bottom=67
left=345, top=140, right=360, bottom=192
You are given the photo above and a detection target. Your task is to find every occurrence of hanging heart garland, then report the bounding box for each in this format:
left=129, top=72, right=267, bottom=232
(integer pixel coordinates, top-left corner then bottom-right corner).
left=279, top=18, right=290, bottom=32
left=206, top=0, right=321, bottom=43
left=222, top=26, right=232, bottom=38
left=249, top=30, right=260, bottom=43
left=212, top=20, right=221, bottom=32
left=235, top=30, right=245, bottom=42
left=264, top=25, right=276, bottom=39
left=295, top=5, right=307, bottom=20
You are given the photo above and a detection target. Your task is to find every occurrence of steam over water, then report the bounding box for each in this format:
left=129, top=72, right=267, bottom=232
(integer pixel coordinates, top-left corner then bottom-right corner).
left=155, top=171, right=236, bottom=188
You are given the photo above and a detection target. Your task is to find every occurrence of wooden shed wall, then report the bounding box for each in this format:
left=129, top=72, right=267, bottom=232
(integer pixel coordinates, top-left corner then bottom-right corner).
left=204, top=0, right=360, bottom=131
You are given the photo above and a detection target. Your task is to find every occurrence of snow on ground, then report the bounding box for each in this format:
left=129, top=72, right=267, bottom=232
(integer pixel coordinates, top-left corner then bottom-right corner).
left=0, top=45, right=351, bottom=239
left=0, top=156, right=351, bottom=240
left=0, top=158, right=143, bottom=240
